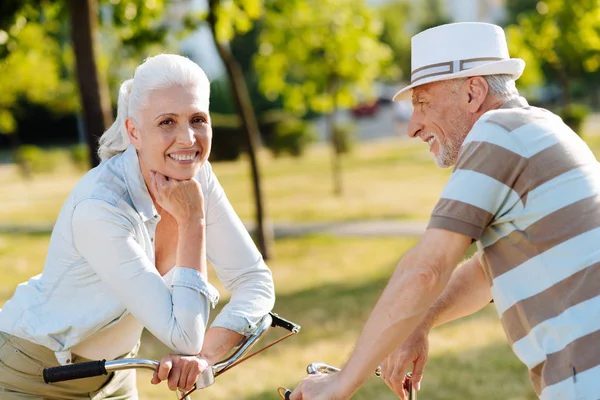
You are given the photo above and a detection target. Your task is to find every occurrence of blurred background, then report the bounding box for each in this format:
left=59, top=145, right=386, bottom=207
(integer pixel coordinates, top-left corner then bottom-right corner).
left=1, top=0, right=599, bottom=398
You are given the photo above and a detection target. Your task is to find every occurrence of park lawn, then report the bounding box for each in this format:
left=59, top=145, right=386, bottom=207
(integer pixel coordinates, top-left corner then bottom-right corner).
left=5, top=133, right=600, bottom=227
left=0, top=138, right=450, bottom=226
left=0, top=232, right=536, bottom=400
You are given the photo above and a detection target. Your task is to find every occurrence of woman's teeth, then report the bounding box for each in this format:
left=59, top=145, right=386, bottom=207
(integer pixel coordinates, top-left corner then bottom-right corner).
left=169, top=153, right=196, bottom=161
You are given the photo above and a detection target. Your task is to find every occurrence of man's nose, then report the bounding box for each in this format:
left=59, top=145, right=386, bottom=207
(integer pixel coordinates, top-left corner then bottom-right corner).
left=407, top=115, right=423, bottom=139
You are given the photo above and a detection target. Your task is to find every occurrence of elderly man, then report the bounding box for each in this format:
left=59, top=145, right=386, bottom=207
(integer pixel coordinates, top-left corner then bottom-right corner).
left=290, top=22, right=600, bottom=400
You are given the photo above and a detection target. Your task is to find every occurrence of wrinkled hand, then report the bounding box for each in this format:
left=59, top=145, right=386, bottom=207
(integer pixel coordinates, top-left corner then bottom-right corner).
left=149, top=171, right=205, bottom=224
left=151, top=354, right=209, bottom=392
left=289, top=373, right=350, bottom=400
left=381, top=327, right=429, bottom=399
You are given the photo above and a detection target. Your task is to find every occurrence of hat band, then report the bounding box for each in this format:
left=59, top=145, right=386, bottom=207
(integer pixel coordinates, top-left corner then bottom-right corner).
left=410, top=57, right=505, bottom=84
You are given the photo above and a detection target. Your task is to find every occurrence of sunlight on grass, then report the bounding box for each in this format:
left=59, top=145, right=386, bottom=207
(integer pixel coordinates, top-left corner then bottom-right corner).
left=7, top=135, right=600, bottom=227
left=2, top=139, right=449, bottom=227
left=0, top=232, right=535, bottom=400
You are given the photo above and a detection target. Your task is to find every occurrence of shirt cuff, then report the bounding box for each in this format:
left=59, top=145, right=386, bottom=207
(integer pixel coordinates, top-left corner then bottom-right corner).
left=171, top=267, right=220, bottom=308
left=210, top=312, right=259, bottom=336
left=428, top=215, right=484, bottom=241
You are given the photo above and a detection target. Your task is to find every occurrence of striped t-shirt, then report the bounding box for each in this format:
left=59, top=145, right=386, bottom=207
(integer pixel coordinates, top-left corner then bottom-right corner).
left=428, top=96, right=600, bottom=399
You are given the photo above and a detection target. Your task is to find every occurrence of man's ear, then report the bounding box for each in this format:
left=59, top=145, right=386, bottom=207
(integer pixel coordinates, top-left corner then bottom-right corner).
left=125, top=118, right=141, bottom=149
left=464, top=77, right=489, bottom=113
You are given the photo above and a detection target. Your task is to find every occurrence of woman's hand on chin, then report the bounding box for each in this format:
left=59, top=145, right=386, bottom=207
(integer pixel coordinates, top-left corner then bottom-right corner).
left=149, top=170, right=205, bottom=225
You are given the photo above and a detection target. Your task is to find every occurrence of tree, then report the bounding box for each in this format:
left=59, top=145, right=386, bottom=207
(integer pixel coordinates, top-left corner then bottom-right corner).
left=1, top=0, right=176, bottom=166
left=377, top=0, right=413, bottom=82
left=0, top=2, right=78, bottom=138
left=70, top=0, right=113, bottom=167
left=255, top=0, right=396, bottom=195
left=205, top=0, right=273, bottom=260
left=506, top=0, right=600, bottom=107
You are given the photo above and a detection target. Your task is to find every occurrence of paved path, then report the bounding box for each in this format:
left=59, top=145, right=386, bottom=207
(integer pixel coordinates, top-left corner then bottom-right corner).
left=0, top=220, right=428, bottom=238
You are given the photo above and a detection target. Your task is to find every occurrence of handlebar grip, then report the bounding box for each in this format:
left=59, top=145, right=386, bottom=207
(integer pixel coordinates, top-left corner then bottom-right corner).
left=43, top=360, right=108, bottom=383
left=269, top=312, right=301, bottom=333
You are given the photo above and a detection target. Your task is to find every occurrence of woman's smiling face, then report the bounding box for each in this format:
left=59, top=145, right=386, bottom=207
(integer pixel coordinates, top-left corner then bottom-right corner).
left=127, top=84, right=212, bottom=181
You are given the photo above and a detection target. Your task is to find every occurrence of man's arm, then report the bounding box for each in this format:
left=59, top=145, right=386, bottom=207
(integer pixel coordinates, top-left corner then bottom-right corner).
left=336, top=228, right=472, bottom=397
left=380, top=255, right=492, bottom=397
left=420, top=255, right=492, bottom=330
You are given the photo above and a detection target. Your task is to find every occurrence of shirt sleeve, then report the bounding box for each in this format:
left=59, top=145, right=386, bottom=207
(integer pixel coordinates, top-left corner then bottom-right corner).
left=428, top=128, right=528, bottom=241
left=71, top=199, right=213, bottom=355
left=202, top=162, right=276, bottom=335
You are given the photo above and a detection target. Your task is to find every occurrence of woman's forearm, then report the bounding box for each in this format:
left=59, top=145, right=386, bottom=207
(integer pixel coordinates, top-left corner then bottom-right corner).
left=198, top=327, right=245, bottom=365
left=176, top=221, right=207, bottom=276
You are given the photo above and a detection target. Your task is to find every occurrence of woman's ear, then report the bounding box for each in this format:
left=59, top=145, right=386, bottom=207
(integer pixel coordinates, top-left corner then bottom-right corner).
left=125, top=118, right=141, bottom=149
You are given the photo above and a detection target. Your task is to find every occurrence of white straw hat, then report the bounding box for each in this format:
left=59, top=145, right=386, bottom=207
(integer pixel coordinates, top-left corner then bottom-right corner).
left=393, top=22, right=525, bottom=101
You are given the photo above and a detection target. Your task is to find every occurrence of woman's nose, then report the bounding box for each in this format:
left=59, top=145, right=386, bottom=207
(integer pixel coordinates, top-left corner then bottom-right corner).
left=177, top=125, right=196, bottom=146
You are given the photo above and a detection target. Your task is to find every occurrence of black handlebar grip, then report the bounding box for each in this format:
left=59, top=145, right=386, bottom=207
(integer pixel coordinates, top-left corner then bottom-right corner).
left=43, top=360, right=108, bottom=383
left=269, top=312, right=301, bottom=333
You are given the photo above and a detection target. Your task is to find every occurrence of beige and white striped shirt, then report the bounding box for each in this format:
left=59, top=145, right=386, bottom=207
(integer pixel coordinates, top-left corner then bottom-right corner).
left=428, top=97, right=600, bottom=399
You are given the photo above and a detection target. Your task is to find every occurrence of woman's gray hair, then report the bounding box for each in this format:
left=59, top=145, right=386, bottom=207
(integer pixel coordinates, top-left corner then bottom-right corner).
left=98, top=54, right=211, bottom=161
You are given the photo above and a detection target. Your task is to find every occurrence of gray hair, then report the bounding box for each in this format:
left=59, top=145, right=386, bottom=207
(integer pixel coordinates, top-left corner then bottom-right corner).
left=98, top=54, right=211, bottom=161
left=444, top=74, right=519, bottom=101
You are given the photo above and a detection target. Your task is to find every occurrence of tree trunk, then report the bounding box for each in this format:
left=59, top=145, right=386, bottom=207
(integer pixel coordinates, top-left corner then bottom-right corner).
left=327, top=109, right=343, bottom=197
left=328, top=80, right=343, bottom=196
left=69, top=0, right=112, bottom=168
left=207, top=0, right=273, bottom=260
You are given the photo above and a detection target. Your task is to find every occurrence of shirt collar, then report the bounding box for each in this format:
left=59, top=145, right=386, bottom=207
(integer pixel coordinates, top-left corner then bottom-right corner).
left=121, top=146, right=157, bottom=222
left=500, top=96, right=529, bottom=109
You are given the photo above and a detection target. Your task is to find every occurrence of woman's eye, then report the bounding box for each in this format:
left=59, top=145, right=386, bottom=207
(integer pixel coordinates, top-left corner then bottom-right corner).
left=159, top=119, right=175, bottom=126
left=192, top=116, right=207, bottom=124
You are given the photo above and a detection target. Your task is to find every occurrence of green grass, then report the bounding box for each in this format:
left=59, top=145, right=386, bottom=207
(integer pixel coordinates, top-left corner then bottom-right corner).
left=0, top=233, right=536, bottom=400
left=0, top=139, right=452, bottom=226
left=6, top=133, right=600, bottom=227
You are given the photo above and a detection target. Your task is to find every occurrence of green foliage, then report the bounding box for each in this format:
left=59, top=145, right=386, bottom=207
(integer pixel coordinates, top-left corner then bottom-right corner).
left=506, top=0, right=600, bottom=93
left=265, top=114, right=316, bottom=157
left=70, top=143, right=90, bottom=170
left=377, top=0, right=413, bottom=81
left=14, top=145, right=70, bottom=177
left=0, top=2, right=78, bottom=134
left=212, top=0, right=263, bottom=43
left=556, top=103, right=591, bottom=135
left=255, top=0, right=397, bottom=115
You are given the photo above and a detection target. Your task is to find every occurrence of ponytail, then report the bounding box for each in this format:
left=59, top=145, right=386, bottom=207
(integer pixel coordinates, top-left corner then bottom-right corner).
left=97, top=79, right=133, bottom=161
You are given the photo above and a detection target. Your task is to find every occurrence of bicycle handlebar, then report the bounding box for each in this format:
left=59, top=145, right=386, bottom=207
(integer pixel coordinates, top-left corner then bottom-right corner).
left=278, top=362, right=416, bottom=400
left=43, top=312, right=300, bottom=386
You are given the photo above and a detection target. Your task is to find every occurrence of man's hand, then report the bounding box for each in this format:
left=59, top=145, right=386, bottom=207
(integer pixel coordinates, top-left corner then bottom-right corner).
left=289, top=373, right=351, bottom=400
left=151, top=354, right=209, bottom=392
left=381, top=327, right=430, bottom=399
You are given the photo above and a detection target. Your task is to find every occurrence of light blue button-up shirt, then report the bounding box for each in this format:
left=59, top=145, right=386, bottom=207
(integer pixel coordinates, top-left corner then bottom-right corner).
left=0, top=146, right=275, bottom=364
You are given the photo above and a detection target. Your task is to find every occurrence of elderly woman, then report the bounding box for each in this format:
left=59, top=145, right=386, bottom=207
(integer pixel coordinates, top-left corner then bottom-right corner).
left=0, top=54, right=275, bottom=399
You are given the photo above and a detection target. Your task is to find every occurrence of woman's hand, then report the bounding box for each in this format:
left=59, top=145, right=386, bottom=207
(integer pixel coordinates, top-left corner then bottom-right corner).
left=151, top=354, right=209, bottom=392
left=149, top=171, right=205, bottom=224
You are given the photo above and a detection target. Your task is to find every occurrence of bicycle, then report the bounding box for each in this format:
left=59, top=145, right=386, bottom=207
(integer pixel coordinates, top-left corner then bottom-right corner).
left=42, top=312, right=300, bottom=400
left=277, top=362, right=416, bottom=400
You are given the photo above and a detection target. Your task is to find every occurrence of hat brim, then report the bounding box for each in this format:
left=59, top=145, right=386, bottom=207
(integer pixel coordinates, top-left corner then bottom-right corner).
left=392, top=58, right=525, bottom=102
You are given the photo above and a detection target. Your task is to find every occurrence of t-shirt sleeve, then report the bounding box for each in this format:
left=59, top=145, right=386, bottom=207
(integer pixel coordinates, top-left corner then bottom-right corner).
left=428, top=126, right=528, bottom=241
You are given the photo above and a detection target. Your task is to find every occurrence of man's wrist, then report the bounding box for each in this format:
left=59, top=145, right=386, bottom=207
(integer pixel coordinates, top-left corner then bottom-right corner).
left=336, top=365, right=366, bottom=399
